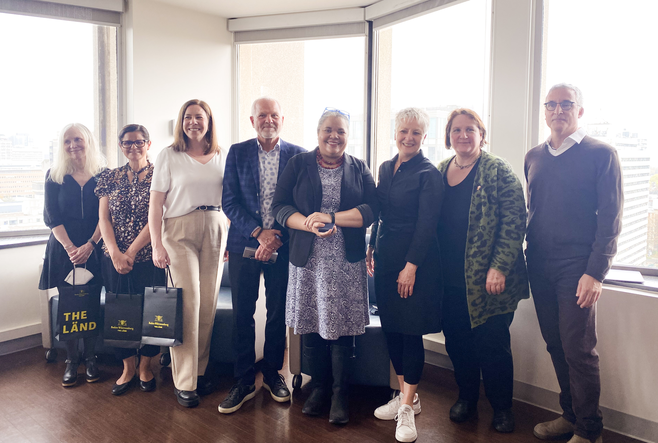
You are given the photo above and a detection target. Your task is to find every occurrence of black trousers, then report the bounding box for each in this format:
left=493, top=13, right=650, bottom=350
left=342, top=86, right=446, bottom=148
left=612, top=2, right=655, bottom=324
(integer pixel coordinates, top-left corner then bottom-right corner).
left=102, top=255, right=165, bottom=362
left=442, top=285, right=515, bottom=411
left=384, top=332, right=425, bottom=385
left=229, top=251, right=288, bottom=384
left=527, top=256, right=602, bottom=441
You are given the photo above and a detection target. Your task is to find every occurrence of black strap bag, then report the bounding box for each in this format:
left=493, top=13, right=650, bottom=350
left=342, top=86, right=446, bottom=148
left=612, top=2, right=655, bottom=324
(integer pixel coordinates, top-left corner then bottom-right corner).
left=141, top=266, right=183, bottom=347
left=103, top=273, right=143, bottom=349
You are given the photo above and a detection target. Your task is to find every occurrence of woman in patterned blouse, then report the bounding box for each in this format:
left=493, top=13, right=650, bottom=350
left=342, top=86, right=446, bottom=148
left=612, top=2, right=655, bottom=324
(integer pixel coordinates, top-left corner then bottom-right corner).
left=96, top=124, right=165, bottom=396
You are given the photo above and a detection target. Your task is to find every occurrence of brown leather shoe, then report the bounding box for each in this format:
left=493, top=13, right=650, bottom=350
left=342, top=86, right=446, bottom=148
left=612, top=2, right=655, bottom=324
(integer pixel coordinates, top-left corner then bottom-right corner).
left=533, top=416, right=574, bottom=440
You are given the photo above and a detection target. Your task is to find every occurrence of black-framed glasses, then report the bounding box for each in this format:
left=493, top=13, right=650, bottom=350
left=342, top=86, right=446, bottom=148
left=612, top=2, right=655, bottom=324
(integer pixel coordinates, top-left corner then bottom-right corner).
left=322, top=107, right=350, bottom=122
left=544, top=100, right=576, bottom=111
left=120, top=140, right=148, bottom=148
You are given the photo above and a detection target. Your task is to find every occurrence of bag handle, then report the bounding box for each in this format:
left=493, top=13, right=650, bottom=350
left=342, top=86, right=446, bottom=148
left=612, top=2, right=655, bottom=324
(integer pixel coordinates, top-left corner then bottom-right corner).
left=152, top=264, right=175, bottom=293
left=71, top=262, right=89, bottom=289
left=115, top=272, right=135, bottom=296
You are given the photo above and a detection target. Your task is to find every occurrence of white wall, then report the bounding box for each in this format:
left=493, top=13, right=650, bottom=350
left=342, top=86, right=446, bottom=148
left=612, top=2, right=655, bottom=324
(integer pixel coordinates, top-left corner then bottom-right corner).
left=0, top=245, right=45, bottom=342
left=126, top=0, right=233, bottom=157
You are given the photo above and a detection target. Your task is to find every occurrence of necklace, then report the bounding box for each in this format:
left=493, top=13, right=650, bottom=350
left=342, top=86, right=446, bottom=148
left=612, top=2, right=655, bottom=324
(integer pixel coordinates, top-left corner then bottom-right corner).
left=128, top=161, right=150, bottom=183
left=316, top=149, right=344, bottom=169
left=454, top=152, right=481, bottom=170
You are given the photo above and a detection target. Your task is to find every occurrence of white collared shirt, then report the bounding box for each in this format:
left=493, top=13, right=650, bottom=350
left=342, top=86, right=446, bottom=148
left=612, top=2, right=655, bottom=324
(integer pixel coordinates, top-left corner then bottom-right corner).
left=257, top=139, right=281, bottom=229
left=546, top=127, right=587, bottom=156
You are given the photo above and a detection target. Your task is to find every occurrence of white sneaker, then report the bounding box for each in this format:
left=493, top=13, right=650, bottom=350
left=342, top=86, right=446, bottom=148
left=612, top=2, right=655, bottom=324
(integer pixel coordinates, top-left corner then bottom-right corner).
left=374, top=392, right=421, bottom=420
left=395, top=404, right=417, bottom=442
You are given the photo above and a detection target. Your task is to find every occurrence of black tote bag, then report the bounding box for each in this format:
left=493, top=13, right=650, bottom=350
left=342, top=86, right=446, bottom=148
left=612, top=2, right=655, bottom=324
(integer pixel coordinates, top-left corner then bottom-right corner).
left=55, top=267, right=102, bottom=342
left=103, top=274, right=143, bottom=349
left=141, top=266, right=183, bottom=347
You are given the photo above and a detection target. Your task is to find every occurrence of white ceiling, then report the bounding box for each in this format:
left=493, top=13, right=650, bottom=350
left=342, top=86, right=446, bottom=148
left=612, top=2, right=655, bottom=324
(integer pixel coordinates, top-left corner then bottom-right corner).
left=150, top=0, right=377, bottom=19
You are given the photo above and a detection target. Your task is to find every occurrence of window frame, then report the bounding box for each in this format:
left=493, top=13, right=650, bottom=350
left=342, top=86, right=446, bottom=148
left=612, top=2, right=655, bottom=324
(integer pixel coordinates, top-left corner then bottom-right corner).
left=232, top=25, right=371, bottom=162
left=0, top=0, right=125, bottom=238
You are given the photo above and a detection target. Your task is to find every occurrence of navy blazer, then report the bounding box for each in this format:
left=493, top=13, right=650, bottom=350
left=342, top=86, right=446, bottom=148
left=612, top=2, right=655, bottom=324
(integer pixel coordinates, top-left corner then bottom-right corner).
left=222, top=138, right=306, bottom=254
left=271, top=148, right=379, bottom=267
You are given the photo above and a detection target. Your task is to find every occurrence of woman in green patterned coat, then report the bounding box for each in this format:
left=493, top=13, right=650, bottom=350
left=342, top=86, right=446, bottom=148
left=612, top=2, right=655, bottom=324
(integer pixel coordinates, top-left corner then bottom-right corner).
left=437, top=108, right=528, bottom=434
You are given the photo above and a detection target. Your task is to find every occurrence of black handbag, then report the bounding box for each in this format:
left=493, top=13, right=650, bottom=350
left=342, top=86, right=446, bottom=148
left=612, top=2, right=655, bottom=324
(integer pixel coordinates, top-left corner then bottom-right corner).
left=141, top=266, right=183, bottom=347
left=103, top=274, right=143, bottom=349
left=55, top=265, right=102, bottom=342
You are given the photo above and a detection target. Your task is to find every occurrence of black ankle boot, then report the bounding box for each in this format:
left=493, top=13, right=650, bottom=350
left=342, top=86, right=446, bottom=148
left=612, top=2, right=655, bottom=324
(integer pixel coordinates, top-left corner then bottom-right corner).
left=62, top=359, right=79, bottom=387
left=328, top=345, right=354, bottom=425
left=85, top=357, right=100, bottom=383
left=302, top=344, right=330, bottom=416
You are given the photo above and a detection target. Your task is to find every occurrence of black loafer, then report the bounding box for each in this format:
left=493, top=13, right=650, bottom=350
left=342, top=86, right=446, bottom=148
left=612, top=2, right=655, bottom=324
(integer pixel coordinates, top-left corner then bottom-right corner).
left=85, top=357, right=100, bottom=383
left=197, top=375, right=217, bottom=396
left=449, top=399, right=478, bottom=423
left=175, top=388, right=200, bottom=408
left=112, top=376, right=136, bottom=396
left=492, top=408, right=515, bottom=433
left=62, top=360, right=79, bottom=387
left=140, top=377, right=156, bottom=392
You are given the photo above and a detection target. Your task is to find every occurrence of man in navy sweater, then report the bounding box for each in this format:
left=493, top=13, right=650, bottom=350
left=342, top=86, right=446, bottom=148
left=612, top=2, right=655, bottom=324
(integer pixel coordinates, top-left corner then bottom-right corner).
left=525, top=83, right=623, bottom=443
left=220, top=97, right=305, bottom=414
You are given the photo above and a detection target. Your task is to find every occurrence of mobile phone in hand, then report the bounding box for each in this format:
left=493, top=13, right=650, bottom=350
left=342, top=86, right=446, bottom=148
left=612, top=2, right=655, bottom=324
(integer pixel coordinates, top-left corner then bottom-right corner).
left=318, top=222, right=335, bottom=233
left=243, top=247, right=278, bottom=264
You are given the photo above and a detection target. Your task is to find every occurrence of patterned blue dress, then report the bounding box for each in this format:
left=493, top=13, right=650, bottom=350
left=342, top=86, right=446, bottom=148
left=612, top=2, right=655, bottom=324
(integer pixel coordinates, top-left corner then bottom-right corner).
left=285, top=163, right=369, bottom=340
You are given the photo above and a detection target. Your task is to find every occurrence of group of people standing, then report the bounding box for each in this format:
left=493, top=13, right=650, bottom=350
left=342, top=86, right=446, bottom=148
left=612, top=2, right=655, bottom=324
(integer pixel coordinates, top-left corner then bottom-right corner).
left=39, top=82, right=621, bottom=443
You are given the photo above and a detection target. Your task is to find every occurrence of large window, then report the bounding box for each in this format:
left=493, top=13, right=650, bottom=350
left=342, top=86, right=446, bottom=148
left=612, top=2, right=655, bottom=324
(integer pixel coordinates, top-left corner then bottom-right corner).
left=237, top=37, right=366, bottom=159
left=542, top=0, right=658, bottom=268
left=373, top=0, right=491, bottom=172
left=0, top=12, right=118, bottom=234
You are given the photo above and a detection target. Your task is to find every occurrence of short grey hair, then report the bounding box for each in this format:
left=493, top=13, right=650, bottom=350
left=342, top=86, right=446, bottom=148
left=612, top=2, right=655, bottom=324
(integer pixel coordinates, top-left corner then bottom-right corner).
left=548, top=83, right=584, bottom=107
left=317, top=110, right=349, bottom=134
left=250, top=96, right=283, bottom=117
left=395, top=107, right=430, bottom=135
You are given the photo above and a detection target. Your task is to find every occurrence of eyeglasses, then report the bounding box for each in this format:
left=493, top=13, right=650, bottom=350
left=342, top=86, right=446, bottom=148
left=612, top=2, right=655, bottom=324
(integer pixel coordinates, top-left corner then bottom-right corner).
left=544, top=100, right=576, bottom=111
left=322, top=107, right=350, bottom=122
left=120, top=140, right=148, bottom=148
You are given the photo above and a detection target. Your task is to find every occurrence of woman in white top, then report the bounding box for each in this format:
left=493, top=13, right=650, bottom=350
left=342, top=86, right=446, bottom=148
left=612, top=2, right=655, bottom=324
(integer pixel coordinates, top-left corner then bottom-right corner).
left=149, top=99, right=227, bottom=408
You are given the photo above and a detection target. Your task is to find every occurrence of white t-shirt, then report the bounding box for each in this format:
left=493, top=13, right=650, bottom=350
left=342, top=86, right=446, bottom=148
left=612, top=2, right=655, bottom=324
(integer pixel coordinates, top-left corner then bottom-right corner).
left=151, top=146, right=224, bottom=219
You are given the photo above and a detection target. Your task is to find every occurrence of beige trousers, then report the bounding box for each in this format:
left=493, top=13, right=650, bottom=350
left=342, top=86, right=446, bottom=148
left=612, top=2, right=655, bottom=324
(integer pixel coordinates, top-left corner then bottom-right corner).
left=163, top=210, right=227, bottom=391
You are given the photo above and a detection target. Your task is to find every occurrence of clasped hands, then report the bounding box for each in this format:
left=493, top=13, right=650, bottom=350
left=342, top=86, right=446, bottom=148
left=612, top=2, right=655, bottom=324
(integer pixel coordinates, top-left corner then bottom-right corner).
left=255, top=229, right=283, bottom=261
left=111, top=249, right=136, bottom=274
left=66, top=242, right=95, bottom=265
left=304, top=212, right=336, bottom=238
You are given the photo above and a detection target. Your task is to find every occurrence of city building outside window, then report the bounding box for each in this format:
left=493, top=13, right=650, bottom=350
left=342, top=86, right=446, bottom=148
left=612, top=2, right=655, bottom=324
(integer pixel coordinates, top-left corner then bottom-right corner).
left=542, top=0, right=658, bottom=269
left=0, top=13, right=118, bottom=235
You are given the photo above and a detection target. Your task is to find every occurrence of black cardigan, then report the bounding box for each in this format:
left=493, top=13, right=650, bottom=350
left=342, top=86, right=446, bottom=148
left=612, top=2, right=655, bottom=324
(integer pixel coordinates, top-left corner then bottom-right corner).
left=272, top=148, right=379, bottom=267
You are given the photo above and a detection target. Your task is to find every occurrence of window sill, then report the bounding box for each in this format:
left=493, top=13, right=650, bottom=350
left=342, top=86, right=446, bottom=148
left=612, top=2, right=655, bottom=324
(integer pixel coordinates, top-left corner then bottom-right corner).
left=0, top=235, right=49, bottom=250
left=604, top=276, right=658, bottom=295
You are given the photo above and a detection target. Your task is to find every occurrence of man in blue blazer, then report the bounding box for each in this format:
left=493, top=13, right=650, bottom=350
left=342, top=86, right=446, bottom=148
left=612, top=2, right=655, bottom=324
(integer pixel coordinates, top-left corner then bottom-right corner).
left=219, top=97, right=305, bottom=414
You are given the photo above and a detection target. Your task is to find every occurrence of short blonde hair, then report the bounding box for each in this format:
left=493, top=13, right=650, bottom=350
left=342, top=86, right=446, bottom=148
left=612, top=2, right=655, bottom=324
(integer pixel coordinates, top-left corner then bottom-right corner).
left=49, top=123, right=106, bottom=184
left=395, top=108, right=430, bottom=135
left=171, top=99, right=220, bottom=155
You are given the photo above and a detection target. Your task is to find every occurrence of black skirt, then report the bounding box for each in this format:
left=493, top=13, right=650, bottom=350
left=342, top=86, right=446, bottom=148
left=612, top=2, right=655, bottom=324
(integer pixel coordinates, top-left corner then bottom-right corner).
left=374, top=230, right=442, bottom=335
left=39, top=233, right=103, bottom=290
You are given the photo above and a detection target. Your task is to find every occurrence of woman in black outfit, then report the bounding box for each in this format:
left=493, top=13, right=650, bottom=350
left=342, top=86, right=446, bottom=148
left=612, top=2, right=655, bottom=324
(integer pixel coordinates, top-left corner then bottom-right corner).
left=366, top=108, right=444, bottom=443
left=96, top=124, right=166, bottom=396
left=39, top=123, right=105, bottom=387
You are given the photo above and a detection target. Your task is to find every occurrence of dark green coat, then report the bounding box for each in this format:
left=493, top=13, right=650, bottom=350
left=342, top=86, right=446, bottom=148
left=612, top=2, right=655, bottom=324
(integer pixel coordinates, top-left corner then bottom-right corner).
left=438, top=151, right=529, bottom=328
